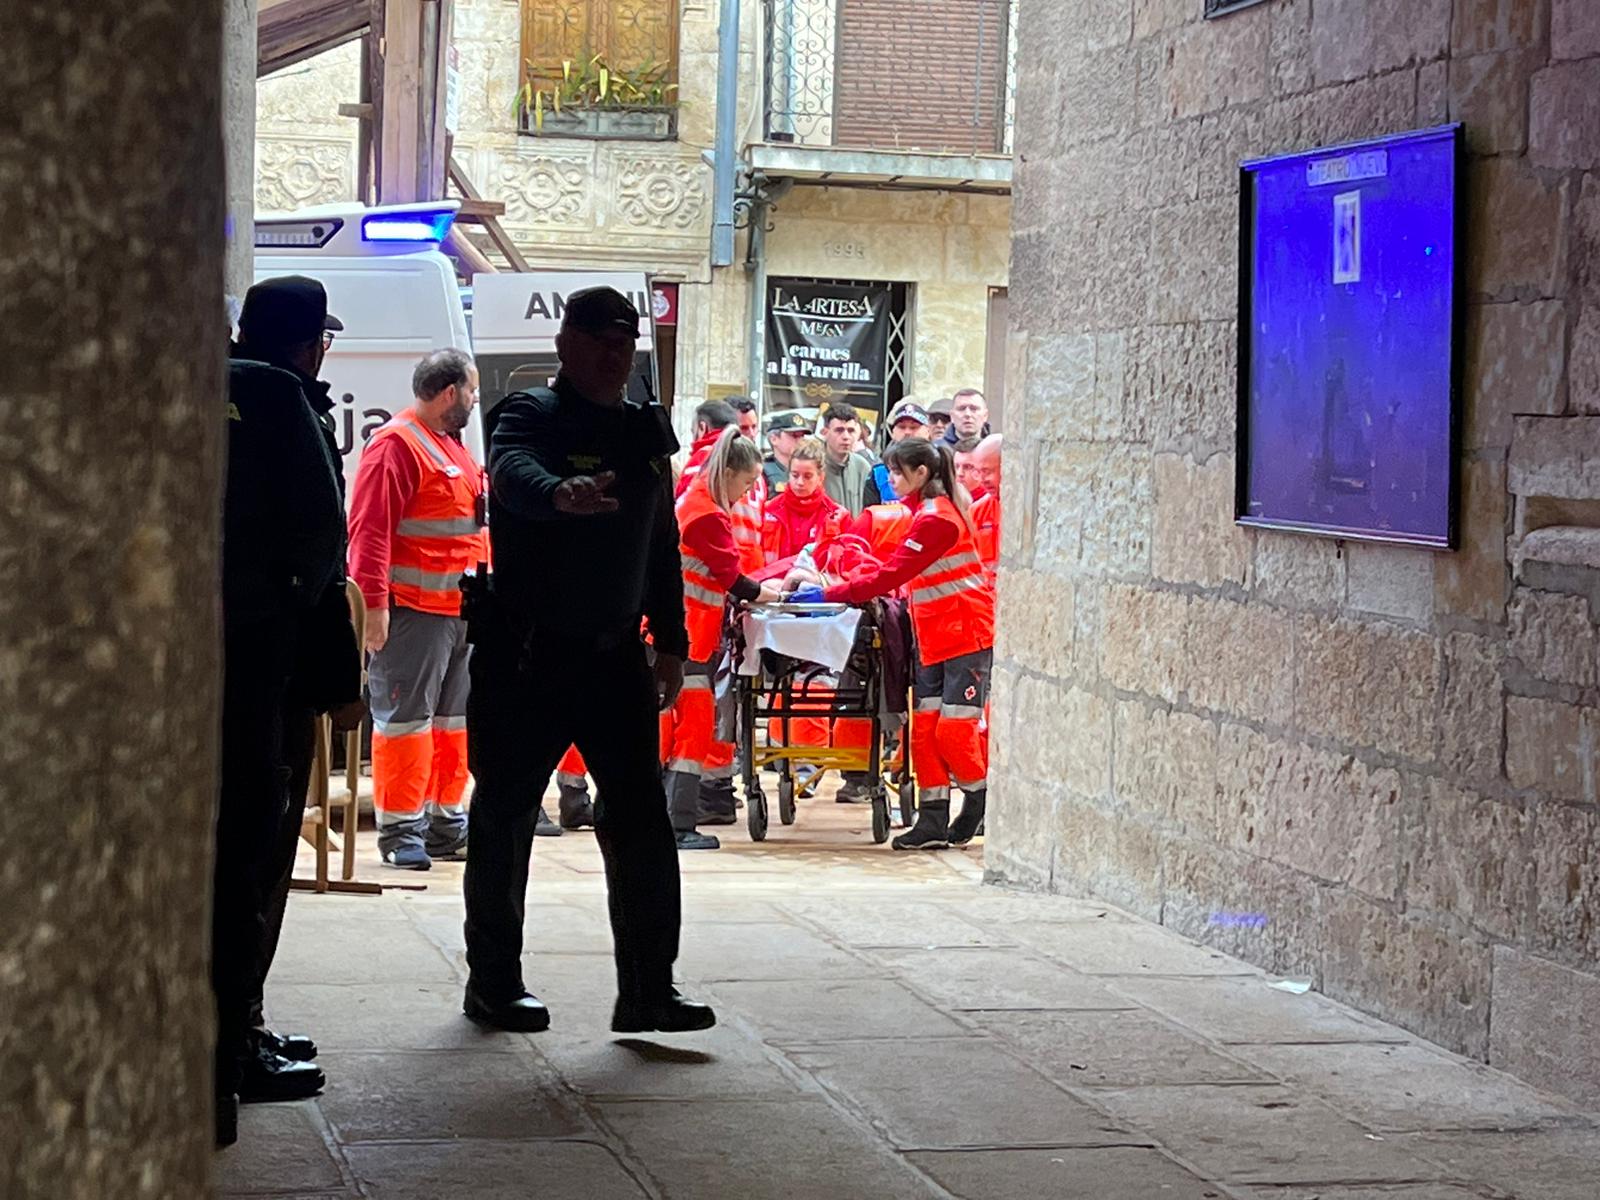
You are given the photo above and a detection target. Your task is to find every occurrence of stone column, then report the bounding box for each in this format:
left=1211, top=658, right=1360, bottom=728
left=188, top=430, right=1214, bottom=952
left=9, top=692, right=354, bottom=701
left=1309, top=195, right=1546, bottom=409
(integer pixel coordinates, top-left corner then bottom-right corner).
left=0, top=3, right=225, bottom=1196
left=224, top=0, right=259, bottom=310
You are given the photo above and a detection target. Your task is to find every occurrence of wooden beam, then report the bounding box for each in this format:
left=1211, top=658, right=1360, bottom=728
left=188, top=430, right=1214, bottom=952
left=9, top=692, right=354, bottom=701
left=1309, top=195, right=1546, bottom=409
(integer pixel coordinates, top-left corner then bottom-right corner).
left=449, top=155, right=529, bottom=272
left=258, top=0, right=368, bottom=77
left=454, top=198, right=506, bottom=219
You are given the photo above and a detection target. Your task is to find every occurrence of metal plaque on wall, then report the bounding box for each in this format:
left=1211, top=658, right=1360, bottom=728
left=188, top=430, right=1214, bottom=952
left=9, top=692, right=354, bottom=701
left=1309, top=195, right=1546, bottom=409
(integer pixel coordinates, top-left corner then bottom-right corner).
left=1236, top=124, right=1463, bottom=548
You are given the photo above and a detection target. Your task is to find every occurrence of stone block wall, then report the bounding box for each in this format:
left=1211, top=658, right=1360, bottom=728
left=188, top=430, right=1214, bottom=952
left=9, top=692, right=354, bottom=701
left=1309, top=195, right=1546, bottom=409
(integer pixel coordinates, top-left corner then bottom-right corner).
left=998, top=0, right=1600, bottom=1101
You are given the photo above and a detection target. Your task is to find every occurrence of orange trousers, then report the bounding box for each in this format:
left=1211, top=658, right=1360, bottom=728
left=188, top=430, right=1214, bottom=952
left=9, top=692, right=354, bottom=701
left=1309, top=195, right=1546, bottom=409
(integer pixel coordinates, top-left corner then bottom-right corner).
left=909, top=649, right=992, bottom=801
left=368, top=607, right=471, bottom=854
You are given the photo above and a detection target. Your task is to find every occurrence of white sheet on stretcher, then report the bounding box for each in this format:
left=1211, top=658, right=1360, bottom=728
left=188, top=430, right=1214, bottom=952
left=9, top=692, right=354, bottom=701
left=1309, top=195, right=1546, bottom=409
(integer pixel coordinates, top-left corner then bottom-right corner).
left=738, top=608, right=864, bottom=675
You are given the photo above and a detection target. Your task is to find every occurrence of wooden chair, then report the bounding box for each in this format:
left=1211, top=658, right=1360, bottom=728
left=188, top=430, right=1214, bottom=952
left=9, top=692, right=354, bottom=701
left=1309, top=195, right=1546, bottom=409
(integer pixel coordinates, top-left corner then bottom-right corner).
left=292, top=581, right=385, bottom=895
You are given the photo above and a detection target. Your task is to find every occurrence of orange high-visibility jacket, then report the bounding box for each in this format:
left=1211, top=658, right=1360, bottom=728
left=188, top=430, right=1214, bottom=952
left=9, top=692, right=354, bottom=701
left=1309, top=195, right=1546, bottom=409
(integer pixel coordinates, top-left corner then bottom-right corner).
left=676, top=478, right=736, bottom=662
left=364, top=413, right=485, bottom=616
left=849, top=503, right=915, bottom=561
left=970, top=492, right=1000, bottom=579
left=902, top=497, right=995, bottom=665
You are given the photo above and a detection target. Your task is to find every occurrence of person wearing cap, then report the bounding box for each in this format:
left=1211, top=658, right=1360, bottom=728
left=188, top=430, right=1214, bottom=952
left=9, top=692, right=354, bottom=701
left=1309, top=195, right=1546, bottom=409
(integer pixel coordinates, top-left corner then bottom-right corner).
left=463, top=286, right=715, bottom=1036
left=347, top=349, right=487, bottom=870
left=927, top=396, right=955, bottom=440
left=762, top=409, right=812, bottom=494
left=868, top=399, right=931, bottom=506
left=217, top=276, right=364, bottom=1133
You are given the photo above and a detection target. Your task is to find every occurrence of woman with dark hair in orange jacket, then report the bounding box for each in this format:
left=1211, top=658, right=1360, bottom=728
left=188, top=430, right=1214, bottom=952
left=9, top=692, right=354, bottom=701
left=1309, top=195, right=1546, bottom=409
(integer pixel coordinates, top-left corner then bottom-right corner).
left=790, top=437, right=994, bottom=850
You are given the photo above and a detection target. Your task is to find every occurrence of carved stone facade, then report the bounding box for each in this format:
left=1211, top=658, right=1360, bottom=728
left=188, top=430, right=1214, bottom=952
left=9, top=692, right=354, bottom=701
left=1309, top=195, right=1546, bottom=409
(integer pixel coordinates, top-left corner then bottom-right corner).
left=255, top=0, right=1011, bottom=431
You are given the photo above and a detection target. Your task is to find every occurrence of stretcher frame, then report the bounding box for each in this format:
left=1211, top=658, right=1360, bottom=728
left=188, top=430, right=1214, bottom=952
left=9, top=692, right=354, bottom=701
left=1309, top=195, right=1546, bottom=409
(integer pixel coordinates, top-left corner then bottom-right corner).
left=734, top=602, right=917, bottom=844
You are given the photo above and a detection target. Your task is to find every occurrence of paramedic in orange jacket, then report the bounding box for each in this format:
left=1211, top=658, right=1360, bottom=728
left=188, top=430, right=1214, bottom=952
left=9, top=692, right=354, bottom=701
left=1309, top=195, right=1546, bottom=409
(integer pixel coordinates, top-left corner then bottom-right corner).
left=676, top=399, right=766, bottom=574
left=348, top=349, right=486, bottom=869
left=761, top=437, right=847, bottom=561
left=969, top=433, right=1002, bottom=579
left=666, top=429, right=781, bottom=849
left=790, top=438, right=994, bottom=850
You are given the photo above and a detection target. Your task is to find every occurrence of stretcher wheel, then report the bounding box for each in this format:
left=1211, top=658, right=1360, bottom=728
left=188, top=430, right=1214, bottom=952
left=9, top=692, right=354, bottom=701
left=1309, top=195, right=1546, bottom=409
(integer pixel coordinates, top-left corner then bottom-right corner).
left=897, top=777, right=917, bottom=829
left=748, top=790, right=769, bottom=842
left=871, top=793, right=890, bottom=844
left=778, top=776, right=797, bottom=826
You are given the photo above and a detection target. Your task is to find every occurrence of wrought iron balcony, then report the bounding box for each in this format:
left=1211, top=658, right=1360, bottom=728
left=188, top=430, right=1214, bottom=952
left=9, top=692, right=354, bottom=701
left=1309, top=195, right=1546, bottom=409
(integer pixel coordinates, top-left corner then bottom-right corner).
left=762, top=0, right=1018, bottom=158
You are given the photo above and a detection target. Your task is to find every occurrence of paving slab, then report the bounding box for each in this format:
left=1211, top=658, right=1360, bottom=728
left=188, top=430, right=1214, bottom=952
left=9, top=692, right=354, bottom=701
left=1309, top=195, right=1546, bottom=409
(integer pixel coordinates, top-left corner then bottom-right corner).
left=269, top=914, right=459, bottom=986
left=777, top=895, right=1015, bottom=948
left=784, top=1038, right=1139, bottom=1149
left=316, top=1050, right=592, bottom=1143
left=343, top=1139, right=647, bottom=1200
left=678, top=920, right=882, bottom=981
left=1107, top=976, right=1405, bottom=1045
left=537, top=1025, right=818, bottom=1100
left=868, top=945, right=1136, bottom=1010
left=957, top=890, right=1138, bottom=925
left=215, top=1103, right=346, bottom=1195
left=711, top=976, right=972, bottom=1043
left=596, top=1099, right=932, bottom=1200
left=263, top=982, right=506, bottom=1052
left=1088, top=1085, right=1447, bottom=1185
left=1005, top=919, right=1259, bottom=977
left=905, top=1146, right=1230, bottom=1199
left=972, top=1009, right=1272, bottom=1087
left=1230, top=1042, right=1584, bottom=1132
left=1398, top=1129, right=1600, bottom=1200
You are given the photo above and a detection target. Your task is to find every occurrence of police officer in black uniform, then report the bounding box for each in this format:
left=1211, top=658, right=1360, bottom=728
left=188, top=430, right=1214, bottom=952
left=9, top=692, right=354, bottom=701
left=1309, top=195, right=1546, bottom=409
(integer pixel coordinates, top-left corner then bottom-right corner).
left=462, top=287, right=715, bottom=1035
left=217, top=277, right=351, bottom=1142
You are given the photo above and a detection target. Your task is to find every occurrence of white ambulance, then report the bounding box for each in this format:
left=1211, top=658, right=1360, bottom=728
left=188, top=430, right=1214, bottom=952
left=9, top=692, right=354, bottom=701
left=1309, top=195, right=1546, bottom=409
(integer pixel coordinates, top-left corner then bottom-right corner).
left=252, top=200, right=656, bottom=495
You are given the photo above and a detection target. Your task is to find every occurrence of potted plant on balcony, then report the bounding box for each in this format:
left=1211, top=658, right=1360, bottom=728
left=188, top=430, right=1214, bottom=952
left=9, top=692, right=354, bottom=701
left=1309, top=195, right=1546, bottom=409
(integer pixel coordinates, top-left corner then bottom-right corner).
left=514, top=55, right=679, bottom=140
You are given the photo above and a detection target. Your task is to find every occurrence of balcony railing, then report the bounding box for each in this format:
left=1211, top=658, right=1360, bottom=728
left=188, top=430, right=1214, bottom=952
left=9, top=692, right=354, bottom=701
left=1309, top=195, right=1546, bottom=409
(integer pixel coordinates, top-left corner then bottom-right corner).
left=763, top=0, right=1018, bottom=157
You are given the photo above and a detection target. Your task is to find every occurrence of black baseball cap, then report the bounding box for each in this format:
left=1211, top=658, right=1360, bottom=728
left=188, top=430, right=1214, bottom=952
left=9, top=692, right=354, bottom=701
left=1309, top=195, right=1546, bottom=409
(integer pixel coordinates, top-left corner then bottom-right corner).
left=239, top=275, right=343, bottom=346
left=562, top=287, right=641, bottom=337
left=766, top=411, right=813, bottom=434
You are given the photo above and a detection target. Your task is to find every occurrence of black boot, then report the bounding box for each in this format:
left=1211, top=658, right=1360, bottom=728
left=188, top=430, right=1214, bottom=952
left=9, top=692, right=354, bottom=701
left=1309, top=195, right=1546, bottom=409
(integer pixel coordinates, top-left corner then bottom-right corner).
left=697, top=777, right=738, bottom=826
left=558, top=784, right=595, bottom=830
left=948, top=789, right=987, bottom=846
left=238, top=1043, right=325, bottom=1103
left=613, top=987, right=717, bottom=1033
left=534, top=805, right=563, bottom=837
left=892, top=797, right=950, bottom=851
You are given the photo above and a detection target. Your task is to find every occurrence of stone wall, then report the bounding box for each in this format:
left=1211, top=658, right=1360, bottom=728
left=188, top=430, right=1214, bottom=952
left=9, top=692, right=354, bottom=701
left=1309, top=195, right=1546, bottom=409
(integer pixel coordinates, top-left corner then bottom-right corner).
left=2, top=0, right=224, bottom=1194
left=998, top=0, right=1600, bottom=1102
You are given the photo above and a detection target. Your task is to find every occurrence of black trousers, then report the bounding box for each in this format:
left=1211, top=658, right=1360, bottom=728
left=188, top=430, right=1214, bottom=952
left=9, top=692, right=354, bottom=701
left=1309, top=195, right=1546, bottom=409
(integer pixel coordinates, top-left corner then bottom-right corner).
left=214, top=616, right=296, bottom=1097
left=465, top=630, right=681, bottom=1003
left=248, top=700, right=316, bottom=1030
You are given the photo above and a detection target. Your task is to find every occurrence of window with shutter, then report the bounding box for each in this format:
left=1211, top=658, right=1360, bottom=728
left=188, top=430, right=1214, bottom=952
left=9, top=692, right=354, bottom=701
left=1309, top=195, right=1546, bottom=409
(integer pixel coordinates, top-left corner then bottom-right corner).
left=520, top=0, right=678, bottom=87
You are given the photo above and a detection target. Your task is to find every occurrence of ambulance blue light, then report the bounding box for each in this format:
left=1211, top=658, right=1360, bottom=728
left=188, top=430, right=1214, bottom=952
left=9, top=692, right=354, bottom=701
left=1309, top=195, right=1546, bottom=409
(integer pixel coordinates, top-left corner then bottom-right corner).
left=361, top=210, right=456, bottom=243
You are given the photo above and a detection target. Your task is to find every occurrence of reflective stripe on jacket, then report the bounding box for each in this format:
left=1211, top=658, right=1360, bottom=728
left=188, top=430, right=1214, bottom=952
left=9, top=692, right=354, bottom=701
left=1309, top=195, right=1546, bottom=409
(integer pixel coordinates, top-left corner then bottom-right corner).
left=906, top=496, right=995, bottom=665
left=372, top=413, right=485, bottom=616
left=676, top=478, right=734, bottom=662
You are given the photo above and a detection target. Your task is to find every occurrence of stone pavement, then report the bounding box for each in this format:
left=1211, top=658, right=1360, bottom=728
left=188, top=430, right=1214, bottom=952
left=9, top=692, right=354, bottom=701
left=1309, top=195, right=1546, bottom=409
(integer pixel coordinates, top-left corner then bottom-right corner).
left=219, top=781, right=1600, bottom=1200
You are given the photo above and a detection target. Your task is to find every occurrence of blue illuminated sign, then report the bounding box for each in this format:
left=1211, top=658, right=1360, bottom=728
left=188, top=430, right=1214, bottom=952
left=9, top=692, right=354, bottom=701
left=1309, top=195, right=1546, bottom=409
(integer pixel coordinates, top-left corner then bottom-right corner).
left=1236, top=124, right=1462, bottom=548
